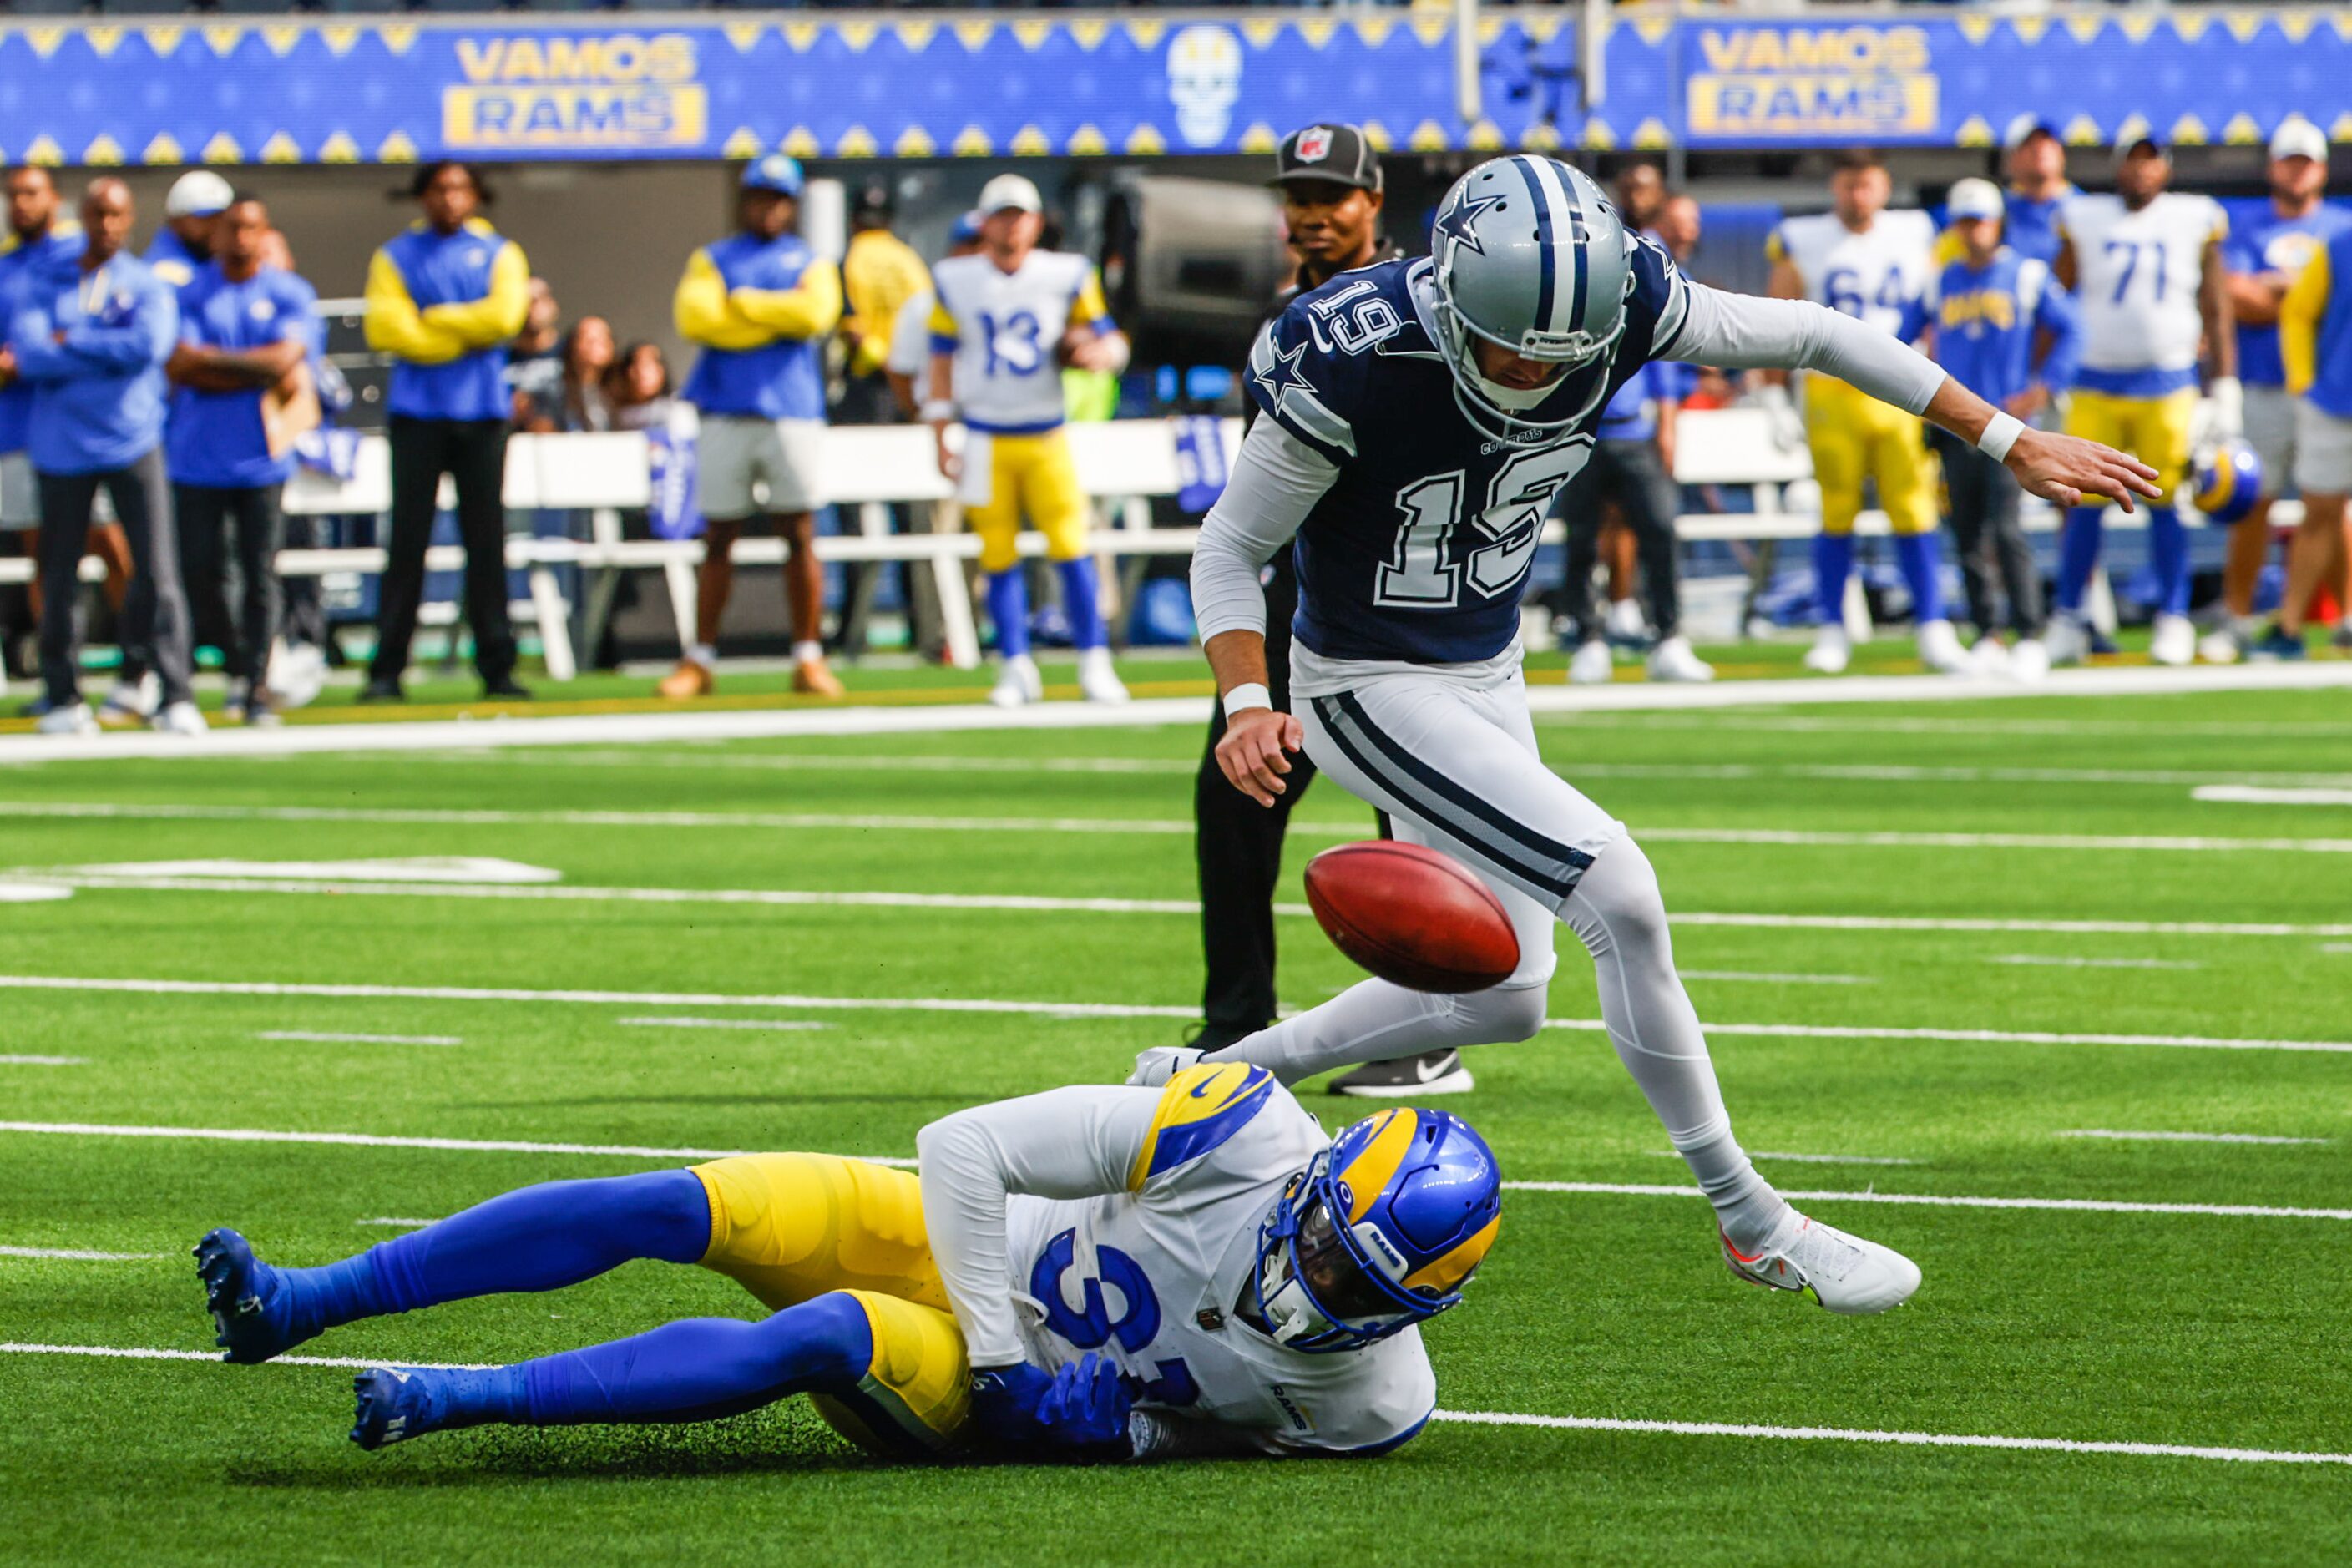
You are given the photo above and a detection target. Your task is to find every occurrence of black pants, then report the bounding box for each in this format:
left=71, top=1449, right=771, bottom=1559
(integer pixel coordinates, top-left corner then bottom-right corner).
left=1931, top=428, right=2043, bottom=636
left=175, top=482, right=285, bottom=685
left=373, top=417, right=513, bottom=685
left=37, top=448, right=190, bottom=709
left=280, top=511, right=327, bottom=650
left=1195, top=552, right=1317, bottom=1033
left=1553, top=438, right=1682, bottom=642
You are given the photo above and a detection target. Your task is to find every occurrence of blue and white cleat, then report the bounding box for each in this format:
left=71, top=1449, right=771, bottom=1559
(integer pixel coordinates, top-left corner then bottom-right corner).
left=1721, top=1210, right=1921, bottom=1316
left=194, top=1227, right=311, bottom=1364
left=351, top=1366, right=440, bottom=1451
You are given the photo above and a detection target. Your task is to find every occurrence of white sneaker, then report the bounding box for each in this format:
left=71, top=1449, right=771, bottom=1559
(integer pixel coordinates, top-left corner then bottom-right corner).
left=2043, top=615, right=2090, bottom=666
left=95, top=673, right=159, bottom=728
left=1605, top=597, right=1648, bottom=642
left=268, top=639, right=328, bottom=710
left=151, top=700, right=208, bottom=736
left=2150, top=612, right=2196, bottom=667
left=2006, top=637, right=2051, bottom=682
left=1076, top=645, right=1129, bottom=705
left=989, top=653, right=1044, bottom=708
left=1965, top=635, right=2012, bottom=678
left=1802, top=625, right=1849, bottom=675
left=1722, top=1209, right=1921, bottom=1316
left=1914, top=617, right=1968, bottom=674
left=35, top=702, right=96, bottom=736
left=1646, top=635, right=1714, bottom=683
left=1568, top=638, right=1614, bottom=685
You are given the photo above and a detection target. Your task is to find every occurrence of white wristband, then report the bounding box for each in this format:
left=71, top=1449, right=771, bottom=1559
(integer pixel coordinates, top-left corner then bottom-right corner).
left=1977, top=411, right=2025, bottom=462
left=1222, top=683, right=1272, bottom=719
left=920, top=399, right=956, bottom=424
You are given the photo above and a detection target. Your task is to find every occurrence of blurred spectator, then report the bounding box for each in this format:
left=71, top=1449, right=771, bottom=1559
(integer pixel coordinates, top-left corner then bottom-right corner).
left=886, top=209, right=981, bottom=417
left=1613, top=161, right=1667, bottom=233
left=165, top=192, right=321, bottom=726
left=255, top=221, right=330, bottom=709
left=10, top=177, right=200, bottom=736
left=837, top=182, right=928, bottom=428
left=559, top=315, right=616, bottom=432
left=2260, top=164, right=2352, bottom=658
left=360, top=160, right=531, bottom=702
left=1998, top=117, right=2073, bottom=269
left=1656, top=194, right=1702, bottom=268
left=665, top=154, right=843, bottom=700
left=507, top=277, right=564, bottom=432
left=604, top=341, right=676, bottom=434
left=144, top=170, right=231, bottom=305
left=1558, top=358, right=1710, bottom=685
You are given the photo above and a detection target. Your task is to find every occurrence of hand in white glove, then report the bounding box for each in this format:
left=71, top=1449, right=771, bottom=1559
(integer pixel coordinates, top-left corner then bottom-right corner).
left=2204, top=377, right=2244, bottom=446
left=1125, top=1045, right=1204, bottom=1089
left=1757, top=383, right=1807, bottom=453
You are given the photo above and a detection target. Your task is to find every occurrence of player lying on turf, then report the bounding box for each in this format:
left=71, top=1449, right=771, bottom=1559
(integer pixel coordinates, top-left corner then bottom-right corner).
left=1150, top=154, right=2163, bottom=1317
left=194, top=1065, right=1500, bottom=1462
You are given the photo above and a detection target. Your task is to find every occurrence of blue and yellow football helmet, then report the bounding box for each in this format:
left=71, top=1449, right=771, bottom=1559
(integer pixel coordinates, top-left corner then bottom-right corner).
left=2193, top=441, right=2263, bottom=524
left=1251, top=1108, right=1502, bottom=1353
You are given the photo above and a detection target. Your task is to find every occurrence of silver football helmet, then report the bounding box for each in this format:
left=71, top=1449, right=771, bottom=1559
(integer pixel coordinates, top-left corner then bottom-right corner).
left=1428, top=154, right=1637, bottom=441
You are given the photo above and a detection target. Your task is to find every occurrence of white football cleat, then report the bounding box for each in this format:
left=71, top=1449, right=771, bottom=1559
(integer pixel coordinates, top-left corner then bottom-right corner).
left=1914, top=617, right=1968, bottom=674
left=1965, top=635, right=2011, bottom=678
left=1722, top=1210, right=1921, bottom=1316
left=1568, top=638, right=1614, bottom=685
left=1646, top=635, right=1714, bottom=683
left=1076, top=645, right=1130, bottom=705
left=988, top=653, right=1044, bottom=708
left=268, top=639, right=329, bottom=710
left=2006, top=636, right=2051, bottom=682
left=35, top=702, right=97, bottom=736
left=151, top=700, right=208, bottom=736
left=94, top=672, right=159, bottom=728
left=1802, top=625, right=1849, bottom=675
left=1605, top=596, right=1649, bottom=642
left=2043, top=614, right=2090, bottom=666
left=2149, top=612, right=2196, bottom=667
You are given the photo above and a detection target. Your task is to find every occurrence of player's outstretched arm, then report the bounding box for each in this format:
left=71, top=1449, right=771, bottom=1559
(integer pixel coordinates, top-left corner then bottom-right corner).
left=1920, top=375, right=2161, bottom=512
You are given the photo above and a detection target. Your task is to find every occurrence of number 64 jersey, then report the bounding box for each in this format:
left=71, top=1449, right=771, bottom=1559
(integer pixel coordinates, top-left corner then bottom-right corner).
left=922, top=1065, right=1439, bottom=1458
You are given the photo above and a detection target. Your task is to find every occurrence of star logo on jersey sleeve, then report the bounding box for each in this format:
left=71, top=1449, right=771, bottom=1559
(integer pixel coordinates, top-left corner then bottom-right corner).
left=1257, top=335, right=1320, bottom=418
left=1434, top=191, right=1506, bottom=258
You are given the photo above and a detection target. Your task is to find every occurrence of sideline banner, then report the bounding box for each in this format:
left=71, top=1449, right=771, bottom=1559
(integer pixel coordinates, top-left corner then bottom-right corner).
left=0, top=13, right=2342, bottom=167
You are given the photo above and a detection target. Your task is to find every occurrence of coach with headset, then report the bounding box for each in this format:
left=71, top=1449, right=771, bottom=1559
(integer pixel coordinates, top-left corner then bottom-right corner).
left=1188, top=125, right=1467, bottom=1098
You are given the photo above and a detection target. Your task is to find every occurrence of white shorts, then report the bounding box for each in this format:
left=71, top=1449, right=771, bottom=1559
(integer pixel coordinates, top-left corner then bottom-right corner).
left=2294, top=401, right=2352, bottom=498
left=1297, top=663, right=1626, bottom=991
left=0, top=452, right=35, bottom=530
left=696, top=415, right=827, bottom=518
left=2244, top=383, right=2298, bottom=498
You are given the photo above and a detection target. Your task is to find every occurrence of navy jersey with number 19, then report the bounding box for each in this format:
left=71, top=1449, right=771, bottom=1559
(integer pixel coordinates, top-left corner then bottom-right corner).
left=1245, top=243, right=1687, bottom=665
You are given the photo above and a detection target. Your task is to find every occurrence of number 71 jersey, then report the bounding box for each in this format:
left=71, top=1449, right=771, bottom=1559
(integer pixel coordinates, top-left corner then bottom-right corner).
left=1246, top=249, right=1684, bottom=665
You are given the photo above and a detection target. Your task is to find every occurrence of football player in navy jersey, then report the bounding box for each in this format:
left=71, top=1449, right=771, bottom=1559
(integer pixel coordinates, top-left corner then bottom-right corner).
left=1136, top=154, right=2157, bottom=1316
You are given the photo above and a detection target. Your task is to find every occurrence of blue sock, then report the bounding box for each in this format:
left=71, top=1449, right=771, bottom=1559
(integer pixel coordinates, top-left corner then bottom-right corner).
left=2056, top=507, right=2104, bottom=614
left=1812, top=533, right=1855, bottom=625
left=2146, top=505, right=2189, bottom=616
left=519, top=1294, right=875, bottom=1428
left=1893, top=533, right=1945, bottom=623
left=1056, top=557, right=1106, bottom=650
left=987, top=569, right=1030, bottom=659
left=271, top=1252, right=388, bottom=1345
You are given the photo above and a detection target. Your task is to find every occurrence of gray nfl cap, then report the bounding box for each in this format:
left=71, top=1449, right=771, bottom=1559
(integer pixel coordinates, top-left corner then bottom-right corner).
left=1272, top=124, right=1382, bottom=192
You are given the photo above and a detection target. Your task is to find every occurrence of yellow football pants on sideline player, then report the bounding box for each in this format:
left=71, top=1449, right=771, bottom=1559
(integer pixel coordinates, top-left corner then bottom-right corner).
left=691, top=1152, right=973, bottom=1455
left=961, top=427, right=1091, bottom=572
left=2063, top=387, right=2199, bottom=495
left=1805, top=376, right=1938, bottom=536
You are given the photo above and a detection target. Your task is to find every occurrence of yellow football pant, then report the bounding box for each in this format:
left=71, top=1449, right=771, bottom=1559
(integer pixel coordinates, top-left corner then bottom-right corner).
left=1805, top=377, right=1937, bottom=536
left=691, top=1153, right=972, bottom=1455
left=964, top=428, right=1090, bottom=572
left=2064, top=387, right=2198, bottom=495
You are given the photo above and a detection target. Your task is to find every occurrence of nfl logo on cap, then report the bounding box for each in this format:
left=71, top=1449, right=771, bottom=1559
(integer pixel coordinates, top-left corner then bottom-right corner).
left=1295, top=127, right=1333, bottom=164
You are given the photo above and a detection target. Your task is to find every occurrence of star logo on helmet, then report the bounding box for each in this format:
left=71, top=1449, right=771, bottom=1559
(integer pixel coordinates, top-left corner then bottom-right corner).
left=1434, top=190, right=1506, bottom=257
left=1258, top=336, right=1318, bottom=417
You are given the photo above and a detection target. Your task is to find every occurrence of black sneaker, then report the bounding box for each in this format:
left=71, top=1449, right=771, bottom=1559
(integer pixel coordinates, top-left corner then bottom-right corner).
left=481, top=676, right=533, bottom=701
left=356, top=677, right=405, bottom=704
left=1326, top=1050, right=1475, bottom=1098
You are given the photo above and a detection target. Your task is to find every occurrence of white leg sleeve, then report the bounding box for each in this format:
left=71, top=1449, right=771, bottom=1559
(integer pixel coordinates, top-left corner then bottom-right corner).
left=1562, top=837, right=1787, bottom=1249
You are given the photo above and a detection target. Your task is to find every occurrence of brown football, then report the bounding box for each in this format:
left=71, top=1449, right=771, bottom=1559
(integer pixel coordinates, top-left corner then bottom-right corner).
left=1302, top=841, right=1520, bottom=994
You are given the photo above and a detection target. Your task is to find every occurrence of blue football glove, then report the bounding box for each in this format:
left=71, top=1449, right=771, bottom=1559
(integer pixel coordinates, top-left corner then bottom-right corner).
left=1033, top=1353, right=1135, bottom=1457
left=968, top=1362, right=1055, bottom=1449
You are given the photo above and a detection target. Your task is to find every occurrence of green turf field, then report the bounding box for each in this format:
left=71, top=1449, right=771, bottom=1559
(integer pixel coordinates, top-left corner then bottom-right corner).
left=2, top=659, right=2349, bottom=1565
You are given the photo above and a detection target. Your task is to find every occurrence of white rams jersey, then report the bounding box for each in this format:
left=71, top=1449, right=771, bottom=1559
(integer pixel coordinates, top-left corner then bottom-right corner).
left=1000, top=1067, right=1437, bottom=1457
left=2059, top=192, right=2227, bottom=378
left=928, top=250, right=1112, bottom=435
left=1768, top=210, right=1936, bottom=339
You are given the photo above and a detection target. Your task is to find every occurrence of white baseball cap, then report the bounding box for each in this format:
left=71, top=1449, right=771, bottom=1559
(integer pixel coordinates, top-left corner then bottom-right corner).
left=2002, top=114, right=2059, bottom=154
left=164, top=169, right=235, bottom=220
left=977, top=174, right=1043, bottom=216
left=1946, top=178, right=2005, bottom=223
left=2270, top=116, right=2329, bottom=164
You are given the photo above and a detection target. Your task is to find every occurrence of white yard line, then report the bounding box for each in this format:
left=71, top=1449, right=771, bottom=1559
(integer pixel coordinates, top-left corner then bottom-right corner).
left=0, top=1245, right=163, bottom=1261
left=1648, top=1151, right=1920, bottom=1166
left=2060, top=1130, right=2331, bottom=1147
left=1988, top=955, right=2203, bottom=971
left=2193, top=785, right=2352, bottom=807
left=256, top=1030, right=463, bottom=1047
left=0, top=1055, right=83, bottom=1065
left=0, top=1120, right=918, bottom=1166
left=11, top=801, right=2352, bottom=856
left=1504, top=1181, right=2352, bottom=1221
left=356, top=1218, right=438, bottom=1229
left=1674, top=912, right=2352, bottom=938
left=3, top=974, right=2344, bottom=1053
left=0, top=1339, right=2337, bottom=1466
left=617, top=1017, right=834, bottom=1032
left=1677, top=970, right=1874, bottom=985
